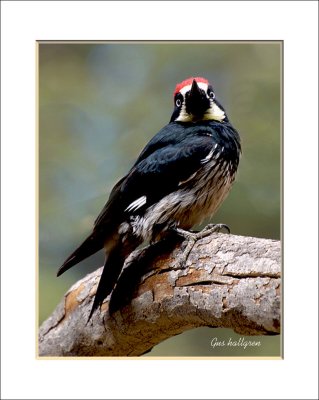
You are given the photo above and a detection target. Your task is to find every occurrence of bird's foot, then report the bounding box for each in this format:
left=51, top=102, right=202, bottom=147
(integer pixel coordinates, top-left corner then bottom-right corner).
left=173, top=223, right=230, bottom=268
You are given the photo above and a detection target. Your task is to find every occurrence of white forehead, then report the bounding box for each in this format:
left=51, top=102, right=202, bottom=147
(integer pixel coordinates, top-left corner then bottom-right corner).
left=179, top=82, right=208, bottom=95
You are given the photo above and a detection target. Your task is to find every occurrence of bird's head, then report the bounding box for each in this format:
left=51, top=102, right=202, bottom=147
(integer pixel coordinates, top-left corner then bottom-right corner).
left=170, top=77, right=226, bottom=123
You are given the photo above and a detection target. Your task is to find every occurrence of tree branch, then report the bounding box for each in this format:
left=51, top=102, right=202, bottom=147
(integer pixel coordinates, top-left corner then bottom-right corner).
left=39, top=233, right=281, bottom=357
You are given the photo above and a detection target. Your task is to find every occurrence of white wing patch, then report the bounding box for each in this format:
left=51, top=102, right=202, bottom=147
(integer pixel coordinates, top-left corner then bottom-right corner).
left=125, top=196, right=147, bottom=212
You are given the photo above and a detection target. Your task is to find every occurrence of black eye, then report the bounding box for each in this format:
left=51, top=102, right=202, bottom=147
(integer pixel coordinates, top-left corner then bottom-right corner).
left=209, top=91, right=215, bottom=99
left=176, top=98, right=182, bottom=107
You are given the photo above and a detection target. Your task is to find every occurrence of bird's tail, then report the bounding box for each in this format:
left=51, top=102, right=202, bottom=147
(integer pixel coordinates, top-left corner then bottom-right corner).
left=57, top=232, right=104, bottom=277
left=88, top=245, right=124, bottom=321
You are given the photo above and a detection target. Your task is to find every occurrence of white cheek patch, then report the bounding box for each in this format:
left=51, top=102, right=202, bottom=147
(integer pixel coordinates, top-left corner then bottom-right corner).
left=176, top=100, right=225, bottom=122
left=203, top=101, right=225, bottom=121
left=175, top=103, right=192, bottom=122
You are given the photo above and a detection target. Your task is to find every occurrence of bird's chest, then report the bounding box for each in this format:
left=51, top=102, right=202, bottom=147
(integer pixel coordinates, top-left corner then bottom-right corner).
left=128, top=132, right=240, bottom=241
left=133, top=155, right=237, bottom=241
left=177, top=155, right=236, bottom=227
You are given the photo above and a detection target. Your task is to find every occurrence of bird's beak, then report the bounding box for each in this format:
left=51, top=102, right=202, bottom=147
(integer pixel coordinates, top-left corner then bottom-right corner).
left=186, top=79, right=209, bottom=117
left=189, top=79, right=202, bottom=102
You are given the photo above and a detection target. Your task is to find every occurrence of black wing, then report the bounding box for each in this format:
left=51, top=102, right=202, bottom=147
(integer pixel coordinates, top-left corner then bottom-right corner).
left=132, top=122, right=188, bottom=165
left=94, top=132, right=215, bottom=228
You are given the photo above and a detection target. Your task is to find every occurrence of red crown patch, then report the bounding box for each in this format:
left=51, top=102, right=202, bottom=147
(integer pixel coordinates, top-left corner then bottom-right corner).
left=174, top=77, right=208, bottom=95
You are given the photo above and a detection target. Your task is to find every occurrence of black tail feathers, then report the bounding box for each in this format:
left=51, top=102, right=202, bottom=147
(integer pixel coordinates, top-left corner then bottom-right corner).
left=87, top=246, right=124, bottom=322
left=57, top=233, right=104, bottom=277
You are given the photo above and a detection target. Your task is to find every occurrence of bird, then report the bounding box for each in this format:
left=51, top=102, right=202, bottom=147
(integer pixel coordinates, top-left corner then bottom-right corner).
left=57, top=76, right=241, bottom=321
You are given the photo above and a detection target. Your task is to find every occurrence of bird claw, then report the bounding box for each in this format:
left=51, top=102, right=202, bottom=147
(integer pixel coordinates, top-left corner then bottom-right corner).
left=202, top=223, right=230, bottom=235
left=173, top=223, right=231, bottom=268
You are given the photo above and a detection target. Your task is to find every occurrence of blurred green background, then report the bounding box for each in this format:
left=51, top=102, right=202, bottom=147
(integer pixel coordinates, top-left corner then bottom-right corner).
left=39, top=42, right=281, bottom=357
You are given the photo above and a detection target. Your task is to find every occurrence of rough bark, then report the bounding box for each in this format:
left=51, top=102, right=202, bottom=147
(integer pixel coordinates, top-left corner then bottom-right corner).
left=38, top=233, right=281, bottom=357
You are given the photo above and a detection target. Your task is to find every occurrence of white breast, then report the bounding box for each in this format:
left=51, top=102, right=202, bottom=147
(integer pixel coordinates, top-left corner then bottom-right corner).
left=131, top=157, right=236, bottom=242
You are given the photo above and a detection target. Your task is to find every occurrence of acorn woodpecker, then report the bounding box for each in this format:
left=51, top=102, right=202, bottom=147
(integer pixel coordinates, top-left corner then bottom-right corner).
left=57, top=77, right=241, bottom=321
